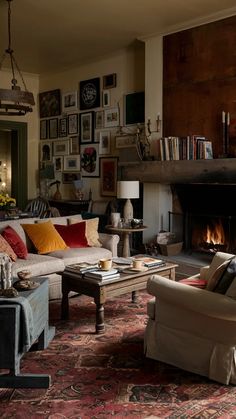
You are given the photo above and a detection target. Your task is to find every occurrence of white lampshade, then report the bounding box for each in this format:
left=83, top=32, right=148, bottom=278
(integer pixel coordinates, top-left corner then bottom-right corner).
left=117, top=181, right=139, bottom=199
left=117, top=181, right=139, bottom=222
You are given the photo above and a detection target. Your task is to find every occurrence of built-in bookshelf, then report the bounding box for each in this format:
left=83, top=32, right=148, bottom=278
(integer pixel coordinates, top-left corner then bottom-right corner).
left=158, top=136, right=213, bottom=161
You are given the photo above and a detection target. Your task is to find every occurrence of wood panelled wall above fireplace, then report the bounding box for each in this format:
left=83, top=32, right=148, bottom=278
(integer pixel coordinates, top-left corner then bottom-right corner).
left=163, top=15, right=236, bottom=159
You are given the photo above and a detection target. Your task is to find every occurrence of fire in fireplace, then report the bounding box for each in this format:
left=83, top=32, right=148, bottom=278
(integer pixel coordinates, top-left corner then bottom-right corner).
left=170, top=184, right=236, bottom=254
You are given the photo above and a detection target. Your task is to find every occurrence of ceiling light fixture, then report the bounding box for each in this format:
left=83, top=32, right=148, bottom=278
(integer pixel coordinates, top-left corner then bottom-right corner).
left=0, top=0, right=35, bottom=116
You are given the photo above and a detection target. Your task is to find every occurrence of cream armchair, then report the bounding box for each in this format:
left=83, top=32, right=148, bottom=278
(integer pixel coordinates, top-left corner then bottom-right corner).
left=144, top=252, right=236, bottom=385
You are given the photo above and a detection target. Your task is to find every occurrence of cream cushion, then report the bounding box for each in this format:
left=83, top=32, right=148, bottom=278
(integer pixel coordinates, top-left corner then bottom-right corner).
left=206, top=259, right=231, bottom=291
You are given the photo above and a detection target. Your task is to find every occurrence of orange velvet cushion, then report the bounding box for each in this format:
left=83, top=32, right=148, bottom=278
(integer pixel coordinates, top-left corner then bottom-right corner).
left=0, top=234, right=17, bottom=261
left=2, top=225, right=28, bottom=259
left=22, top=221, right=68, bottom=254
left=54, top=222, right=89, bottom=248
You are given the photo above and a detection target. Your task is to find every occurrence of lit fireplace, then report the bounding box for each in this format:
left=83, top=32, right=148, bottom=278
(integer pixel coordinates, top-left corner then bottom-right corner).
left=192, top=218, right=227, bottom=253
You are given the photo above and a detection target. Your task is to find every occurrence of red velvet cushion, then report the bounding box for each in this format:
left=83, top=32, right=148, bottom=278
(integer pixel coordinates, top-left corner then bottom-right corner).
left=2, top=225, right=28, bottom=259
left=54, top=222, right=89, bottom=248
left=179, top=278, right=207, bottom=289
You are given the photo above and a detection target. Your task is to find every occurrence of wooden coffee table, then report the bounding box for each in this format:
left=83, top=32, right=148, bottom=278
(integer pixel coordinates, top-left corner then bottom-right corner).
left=61, top=262, right=178, bottom=334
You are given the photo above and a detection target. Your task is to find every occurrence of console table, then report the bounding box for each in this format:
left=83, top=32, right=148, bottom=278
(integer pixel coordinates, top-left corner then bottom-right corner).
left=0, top=278, right=55, bottom=388
left=49, top=199, right=90, bottom=216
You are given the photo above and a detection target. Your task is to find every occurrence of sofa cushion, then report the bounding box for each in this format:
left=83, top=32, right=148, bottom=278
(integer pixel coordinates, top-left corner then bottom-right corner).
left=0, top=218, right=37, bottom=252
left=47, top=246, right=112, bottom=266
left=225, top=277, right=236, bottom=299
left=54, top=222, right=89, bottom=248
left=21, top=221, right=68, bottom=254
left=12, top=253, right=65, bottom=277
left=36, top=216, right=68, bottom=225
left=205, top=259, right=231, bottom=291
left=2, top=225, right=28, bottom=259
left=0, top=234, right=17, bottom=261
left=69, top=216, right=102, bottom=247
left=213, top=256, right=236, bottom=294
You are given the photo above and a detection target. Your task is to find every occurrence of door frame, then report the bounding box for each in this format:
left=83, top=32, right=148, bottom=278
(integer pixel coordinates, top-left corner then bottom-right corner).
left=0, top=120, right=28, bottom=210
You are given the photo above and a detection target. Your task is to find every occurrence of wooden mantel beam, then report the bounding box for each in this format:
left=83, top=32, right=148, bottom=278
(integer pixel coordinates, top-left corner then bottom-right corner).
left=120, top=158, right=236, bottom=184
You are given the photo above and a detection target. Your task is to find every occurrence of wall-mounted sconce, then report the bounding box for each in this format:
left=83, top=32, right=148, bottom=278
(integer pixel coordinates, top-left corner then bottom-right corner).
left=147, top=114, right=161, bottom=135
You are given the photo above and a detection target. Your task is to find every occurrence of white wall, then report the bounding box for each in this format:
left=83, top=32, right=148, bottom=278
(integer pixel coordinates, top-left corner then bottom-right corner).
left=0, top=69, right=40, bottom=199
left=39, top=44, right=145, bottom=200
left=143, top=36, right=172, bottom=243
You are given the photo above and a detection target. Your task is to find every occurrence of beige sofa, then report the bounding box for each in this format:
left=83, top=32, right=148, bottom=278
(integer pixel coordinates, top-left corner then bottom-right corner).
left=144, top=251, right=236, bottom=385
left=0, top=214, right=119, bottom=300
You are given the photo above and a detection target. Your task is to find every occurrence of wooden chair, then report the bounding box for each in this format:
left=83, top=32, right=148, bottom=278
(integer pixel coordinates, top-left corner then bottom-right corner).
left=25, top=197, right=60, bottom=218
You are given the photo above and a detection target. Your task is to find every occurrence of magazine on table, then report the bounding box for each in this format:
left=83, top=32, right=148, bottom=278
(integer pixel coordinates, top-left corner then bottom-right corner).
left=66, top=262, right=99, bottom=274
left=132, top=255, right=166, bottom=268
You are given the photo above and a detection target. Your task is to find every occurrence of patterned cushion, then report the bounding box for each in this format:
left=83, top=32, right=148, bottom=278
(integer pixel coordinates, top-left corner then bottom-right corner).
left=0, top=234, right=17, bottom=261
left=21, top=221, right=68, bottom=254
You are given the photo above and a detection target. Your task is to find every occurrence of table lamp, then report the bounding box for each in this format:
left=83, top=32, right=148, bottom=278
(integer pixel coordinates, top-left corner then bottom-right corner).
left=117, top=180, right=139, bottom=223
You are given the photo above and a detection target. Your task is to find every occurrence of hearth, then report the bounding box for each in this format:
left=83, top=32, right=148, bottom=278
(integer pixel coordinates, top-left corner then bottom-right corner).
left=170, top=184, right=236, bottom=254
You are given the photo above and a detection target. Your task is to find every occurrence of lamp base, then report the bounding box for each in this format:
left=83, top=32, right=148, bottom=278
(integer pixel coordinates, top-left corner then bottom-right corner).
left=123, top=199, right=133, bottom=223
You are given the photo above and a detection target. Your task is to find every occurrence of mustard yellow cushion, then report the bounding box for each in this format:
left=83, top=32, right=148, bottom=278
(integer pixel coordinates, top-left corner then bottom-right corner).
left=69, top=217, right=102, bottom=247
left=22, top=221, right=68, bottom=254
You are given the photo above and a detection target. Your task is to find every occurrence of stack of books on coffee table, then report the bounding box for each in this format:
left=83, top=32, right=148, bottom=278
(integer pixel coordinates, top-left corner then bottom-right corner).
left=84, top=268, right=120, bottom=282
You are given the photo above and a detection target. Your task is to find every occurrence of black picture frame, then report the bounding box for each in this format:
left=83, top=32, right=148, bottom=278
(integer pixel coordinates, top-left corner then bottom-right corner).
left=79, top=111, right=94, bottom=143
left=40, top=120, right=48, bottom=140
left=39, top=89, right=61, bottom=118
left=124, top=91, right=145, bottom=125
left=49, top=118, right=58, bottom=139
left=103, top=73, right=117, bottom=89
left=79, top=77, right=100, bottom=110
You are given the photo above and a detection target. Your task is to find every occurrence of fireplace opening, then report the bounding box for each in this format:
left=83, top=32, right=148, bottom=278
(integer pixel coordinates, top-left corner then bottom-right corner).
left=169, top=184, right=236, bottom=254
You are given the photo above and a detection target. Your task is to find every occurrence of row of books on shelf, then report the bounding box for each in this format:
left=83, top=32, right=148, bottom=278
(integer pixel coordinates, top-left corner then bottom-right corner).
left=157, top=135, right=213, bottom=161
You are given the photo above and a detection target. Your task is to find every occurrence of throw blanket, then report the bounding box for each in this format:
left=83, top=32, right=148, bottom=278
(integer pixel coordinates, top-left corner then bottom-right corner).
left=0, top=252, right=12, bottom=289
left=0, top=295, right=34, bottom=352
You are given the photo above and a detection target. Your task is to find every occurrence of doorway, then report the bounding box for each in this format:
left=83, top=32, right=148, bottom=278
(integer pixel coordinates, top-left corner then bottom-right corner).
left=0, top=121, right=28, bottom=210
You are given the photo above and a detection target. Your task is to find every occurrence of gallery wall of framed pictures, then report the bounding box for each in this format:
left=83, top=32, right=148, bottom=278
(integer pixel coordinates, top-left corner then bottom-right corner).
left=38, top=76, right=143, bottom=192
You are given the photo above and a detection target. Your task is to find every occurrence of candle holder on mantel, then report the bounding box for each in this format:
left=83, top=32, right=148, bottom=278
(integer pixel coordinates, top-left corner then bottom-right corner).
left=219, top=110, right=230, bottom=158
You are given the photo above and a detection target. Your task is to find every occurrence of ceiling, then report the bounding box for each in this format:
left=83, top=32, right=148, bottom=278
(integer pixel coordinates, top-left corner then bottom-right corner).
left=0, top=0, right=236, bottom=75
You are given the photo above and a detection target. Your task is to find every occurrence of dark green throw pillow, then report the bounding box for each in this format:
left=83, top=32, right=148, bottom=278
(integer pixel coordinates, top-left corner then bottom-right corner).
left=213, top=256, right=236, bottom=294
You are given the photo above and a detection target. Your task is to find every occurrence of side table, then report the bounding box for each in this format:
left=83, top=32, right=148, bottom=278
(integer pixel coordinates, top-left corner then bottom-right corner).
left=106, top=225, right=147, bottom=257
left=0, top=278, right=55, bottom=388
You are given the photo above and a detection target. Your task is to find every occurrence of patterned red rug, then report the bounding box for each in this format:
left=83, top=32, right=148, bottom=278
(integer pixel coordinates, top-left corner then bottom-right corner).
left=0, top=291, right=236, bottom=418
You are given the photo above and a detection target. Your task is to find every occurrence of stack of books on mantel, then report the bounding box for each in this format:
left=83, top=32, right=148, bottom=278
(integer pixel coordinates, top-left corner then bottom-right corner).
left=84, top=268, right=120, bottom=282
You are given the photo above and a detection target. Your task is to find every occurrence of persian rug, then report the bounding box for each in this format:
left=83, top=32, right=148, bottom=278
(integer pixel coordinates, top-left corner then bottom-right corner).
left=0, top=291, right=236, bottom=418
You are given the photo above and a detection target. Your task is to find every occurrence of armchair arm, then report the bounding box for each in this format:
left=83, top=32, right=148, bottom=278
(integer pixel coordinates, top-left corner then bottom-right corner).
left=147, top=275, right=236, bottom=321
left=98, top=233, right=120, bottom=257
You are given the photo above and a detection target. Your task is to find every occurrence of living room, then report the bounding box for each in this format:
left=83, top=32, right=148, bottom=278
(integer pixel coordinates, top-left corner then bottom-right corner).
left=1, top=0, right=236, bottom=415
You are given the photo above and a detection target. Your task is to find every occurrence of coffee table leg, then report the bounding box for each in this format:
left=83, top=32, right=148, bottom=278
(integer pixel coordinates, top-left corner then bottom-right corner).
left=132, top=290, right=138, bottom=303
left=96, top=303, right=105, bottom=334
left=61, top=288, right=69, bottom=320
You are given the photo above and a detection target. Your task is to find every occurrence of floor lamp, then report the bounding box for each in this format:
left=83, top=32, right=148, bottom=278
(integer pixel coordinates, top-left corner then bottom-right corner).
left=117, top=181, right=139, bottom=224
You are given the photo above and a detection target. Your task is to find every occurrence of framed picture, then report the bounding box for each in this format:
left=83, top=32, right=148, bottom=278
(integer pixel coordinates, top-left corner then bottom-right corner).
left=62, top=91, right=78, bottom=112
left=70, top=136, right=80, bottom=154
left=79, top=77, right=100, bottom=110
left=115, top=135, right=136, bottom=148
left=68, top=113, right=78, bottom=135
left=104, top=107, right=120, bottom=128
left=59, top=117, right=67, bottom=137
left=40, top=120, right=48, bottom=140
left=80, top=111, right=94, bottom=143
left=62, top=172, right=81, bottom=184
left=64, top=155, right=80, bottom=171
left=40, top=141, right=53, bottom=162
left=80, top=143, right=100, bottom=177
left=39, top=89, right=61, bottom=118
left=53, top=139, right=70, bottom=156
left=100, top=157, right=118, bottom=197
left=49, top=118, right=58, bottom=139
left=53, top=156, right=63, bottom=172
left=124, top=91, right=145, bottom=125
left=99, top=131, right=111, bottom=155
left=95, top=110, right=104, bottom=129
left=103, top=73, right=117, bottom=89
left=103, top=90, right=110, bottom=107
